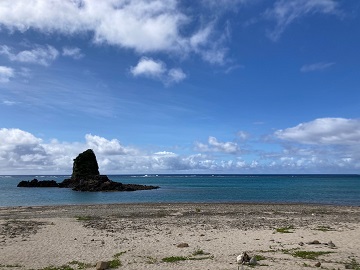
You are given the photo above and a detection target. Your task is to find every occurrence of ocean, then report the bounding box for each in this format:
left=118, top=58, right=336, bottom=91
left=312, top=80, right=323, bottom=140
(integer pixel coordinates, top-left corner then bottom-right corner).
left=0, top=174, right=359, bottom=207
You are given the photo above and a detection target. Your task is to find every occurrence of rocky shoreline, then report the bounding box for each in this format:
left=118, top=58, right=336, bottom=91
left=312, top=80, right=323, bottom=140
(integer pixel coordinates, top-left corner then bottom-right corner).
left=17, top=176, right=159, bottom=192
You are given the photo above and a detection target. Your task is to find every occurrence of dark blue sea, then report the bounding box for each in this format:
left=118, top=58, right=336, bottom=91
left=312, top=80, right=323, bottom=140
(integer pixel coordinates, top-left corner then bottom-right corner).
left=0, top=174, right=359, bottom=207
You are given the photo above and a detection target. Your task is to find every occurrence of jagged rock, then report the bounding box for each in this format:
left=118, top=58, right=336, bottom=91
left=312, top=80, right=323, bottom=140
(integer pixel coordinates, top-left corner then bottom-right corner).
left=59, top=149, right=100, bottom=188
left=315, top=262, right=321, bottom=267
left=17, top=179, right=59, bottom=187
left=72, top=149, right=100, bottom=180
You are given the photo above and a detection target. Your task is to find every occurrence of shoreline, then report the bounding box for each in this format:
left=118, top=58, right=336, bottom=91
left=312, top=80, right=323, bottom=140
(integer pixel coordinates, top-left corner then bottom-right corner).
left=2, top=199, right=359, bottom=209
left=1, top=202, right=359, bottom=217
left=1, top=203, right=360, bottom=269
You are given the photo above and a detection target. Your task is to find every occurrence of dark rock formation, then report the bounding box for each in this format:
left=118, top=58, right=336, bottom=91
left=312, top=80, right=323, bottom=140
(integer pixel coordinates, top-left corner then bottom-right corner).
left=60, top=149, right=159, bottom=192
left=70, top=174, right=158, bottom=192
left=18, top=149, right=159, bottom=192
left=17, top=179, right=59, bottom=188
left=58, top=149, right=100, bottom=188
left=72, top=149, right=100, bottom=180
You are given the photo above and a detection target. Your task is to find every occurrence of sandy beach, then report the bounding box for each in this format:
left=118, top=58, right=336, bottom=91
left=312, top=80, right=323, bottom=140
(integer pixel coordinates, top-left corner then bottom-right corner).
left=1, top=203, right=359, bottom=270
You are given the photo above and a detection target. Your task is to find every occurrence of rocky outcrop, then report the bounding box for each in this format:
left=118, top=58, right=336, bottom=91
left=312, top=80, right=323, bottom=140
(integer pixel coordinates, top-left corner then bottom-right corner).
left=18, top=149, right=159, bottom=192
left=59, top=149, right=100, bottom=188
left=17, top=179, right=59, bottom=188
left=64, top=174, right=158, bottom=192
left=71, top=149, right=100, bottom=180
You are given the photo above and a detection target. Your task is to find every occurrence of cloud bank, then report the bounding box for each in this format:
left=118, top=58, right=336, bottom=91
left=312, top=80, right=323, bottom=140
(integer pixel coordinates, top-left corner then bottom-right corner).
left=275, top=118, right=360, bottom=145
left=0, top=0, right=223, bottom=59
left=2, top=117, right=359, bottom=174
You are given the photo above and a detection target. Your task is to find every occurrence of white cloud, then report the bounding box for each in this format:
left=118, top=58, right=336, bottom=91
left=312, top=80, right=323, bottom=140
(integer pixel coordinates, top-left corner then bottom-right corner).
left=130, top=57, right=186, bottom=85
left=62, top=47, right=84, bottom=59
left=237, top=131, right=250, bottom=141
left=275, top=118, right=360, bottom=145
left=300, top=62, right=335, bottom=72
left=265, top=0, right=339, bottom=41
left=130, top=57, right=166, bottom=79
left=1, top=127, right=360, bottom=174
left=188, top=24, right=229, bottom=65
left=0, top=0, right=229, bottom=64
left=85, top=134, right=136, bottom=155
left=0, top=44, right=59, bottom=66
left=0, top=128, right=240, bottom=174
left=167, top=68, right=187, bottom=83
left=195, top=136, right=240, bottom=154
left=0, top=66, right=14, bottom=82
left=0, top=128, right=41, bottom=146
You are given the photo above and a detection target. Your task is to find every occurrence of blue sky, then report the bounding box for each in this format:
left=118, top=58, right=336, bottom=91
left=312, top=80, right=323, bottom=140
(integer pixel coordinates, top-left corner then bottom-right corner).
left=0, top=0, right=360, bottom=174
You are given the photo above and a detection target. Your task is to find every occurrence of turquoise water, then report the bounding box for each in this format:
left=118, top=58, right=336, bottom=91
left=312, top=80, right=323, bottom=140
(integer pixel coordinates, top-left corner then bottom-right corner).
left=0, top=174, right=359, bottom=207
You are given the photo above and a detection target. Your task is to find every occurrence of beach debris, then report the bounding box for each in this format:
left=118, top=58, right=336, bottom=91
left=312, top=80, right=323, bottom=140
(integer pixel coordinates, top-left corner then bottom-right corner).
left=0, top=220, right=47, bottom=240
left=96, top=261, right=109, bottom=270
left=315, top=261, right=321, bottom=267
left=177, top=243, right=189, bottom=248
left=307, top=240, right=321, bottom=245
left=326, top=240, right=336, bottom=248
left=249, top=256, right=257, bottom=265
left=236, top=252, right=251, bottom=264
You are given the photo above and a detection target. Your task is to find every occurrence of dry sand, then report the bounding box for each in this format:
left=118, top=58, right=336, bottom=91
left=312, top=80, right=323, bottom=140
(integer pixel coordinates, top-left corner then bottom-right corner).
left=1, top=203, right=359, bottom=270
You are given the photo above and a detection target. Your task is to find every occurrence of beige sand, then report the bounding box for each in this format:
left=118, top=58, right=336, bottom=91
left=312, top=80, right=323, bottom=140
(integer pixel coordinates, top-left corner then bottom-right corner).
left=1, top=203, right=359, bottom=270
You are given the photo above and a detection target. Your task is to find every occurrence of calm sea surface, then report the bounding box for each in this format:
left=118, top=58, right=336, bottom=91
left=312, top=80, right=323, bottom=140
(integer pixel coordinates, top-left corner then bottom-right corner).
left=0, top=174, right=359, bottom=207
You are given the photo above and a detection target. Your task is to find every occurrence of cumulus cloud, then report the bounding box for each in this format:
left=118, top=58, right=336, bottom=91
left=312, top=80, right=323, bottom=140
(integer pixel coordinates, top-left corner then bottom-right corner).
left=275, top=118, right=360, bottom=145
left=62, top=47, right=84, bottom=59
left=85, top=134, right=136, bottom=155
left=0, top=0, right=226, bottom=60
left=300, top=62, right=335, bottom=72
left=0, top=128, right=48, bottom=170
left=195, top=136, right=240, bottom=154
left=0, top=128, right=41, bottom=146
left=167, top=68, right=187, bottom=83
left=130, top=57, right=166, bottom=79
left=0, top=128, right=252, bottom=174
left=130, top=57, right=186, bottom=85
left=0, top=44, right=59, bottom=66
left=265, top=0, right=339, bottom=41
left=1, top=124, right=360, bottom=174
left=0, top=128, right=242, bottom=174
left=0, top=66, right=14, bottom=82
